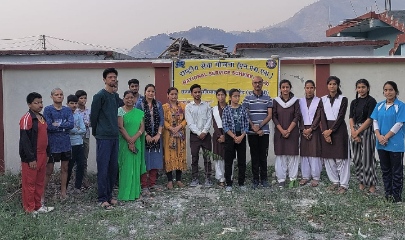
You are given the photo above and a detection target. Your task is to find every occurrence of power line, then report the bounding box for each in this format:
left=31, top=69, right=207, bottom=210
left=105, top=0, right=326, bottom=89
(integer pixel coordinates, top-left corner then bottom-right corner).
left=45, top=39, right=60, bottom=50
left=349, top=0, right=358, bottom=17
left=374, top=0, right=380, bottom=12
left=0, top=35, right=38, bottom=41
left=0, top=39, right=36, bottom=45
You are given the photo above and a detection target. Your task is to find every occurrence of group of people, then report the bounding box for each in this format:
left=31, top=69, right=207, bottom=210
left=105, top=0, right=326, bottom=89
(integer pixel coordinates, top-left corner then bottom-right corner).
left=19, top=88, right=90, bottom=214
left=19, top=67, right=405, bottom=215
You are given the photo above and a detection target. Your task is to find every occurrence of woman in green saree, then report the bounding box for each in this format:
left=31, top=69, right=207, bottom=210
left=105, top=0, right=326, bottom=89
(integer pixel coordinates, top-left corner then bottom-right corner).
left=118, top=90, right=146, bottom=200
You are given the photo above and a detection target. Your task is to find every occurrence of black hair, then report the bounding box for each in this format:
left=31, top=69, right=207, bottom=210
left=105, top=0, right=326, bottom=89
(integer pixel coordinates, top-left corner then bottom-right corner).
left=279, top=79, right=292, bottom=89
left=128, top=79, right=139, bottom=86
left=102, top=68, right=118, bottom=79
left=216, top=88, right=227, bottom=96
left=279, top=79, right=294, bottom=99
left=304, top=80, right=315, bottom=87
left=383, top=81, right=399, bottom=96
left=228, top=88, right=240, bottom=104
left=327, top=76, right=342, bottom=95
left=355, top=79, right=370, bottom=98
left=167, top=87, right=178, bottom=94
left=190, top=84, right=201, bottom=92
left=26, top=92, right=42, bottom=104
left=75, top=90, right=87, bottom=98
left=123, top=90, right=134, bottom=98
left=352, top=79, right=371, bottom=118
left=67, top=94, right=78, bottom=103
left=144, top=84, right=156, bottom=92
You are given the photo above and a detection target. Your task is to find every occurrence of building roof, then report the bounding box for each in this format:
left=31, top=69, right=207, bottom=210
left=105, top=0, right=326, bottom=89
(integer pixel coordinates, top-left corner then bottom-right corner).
left=326, top=11, right=405, bottom=55
left=233, top=40, right=389, bottom=53
left=0, top=50, right=135, bottom=60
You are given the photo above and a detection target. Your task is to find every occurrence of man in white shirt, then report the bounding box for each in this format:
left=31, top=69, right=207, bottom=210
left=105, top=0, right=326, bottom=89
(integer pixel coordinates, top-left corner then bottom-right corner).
left=185, top=84, right=213, bottom=187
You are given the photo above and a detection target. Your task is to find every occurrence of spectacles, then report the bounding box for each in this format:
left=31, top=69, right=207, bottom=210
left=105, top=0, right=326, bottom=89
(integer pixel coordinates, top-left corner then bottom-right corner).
left=253, top=82, right=263, bottom=85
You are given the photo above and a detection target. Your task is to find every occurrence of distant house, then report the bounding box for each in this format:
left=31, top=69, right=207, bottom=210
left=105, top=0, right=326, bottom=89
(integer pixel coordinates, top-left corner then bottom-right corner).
left=233, top=40, right=389, bottom=58
left=327, top=11, right=405, bottom=56
left=0, top=50, right=135, bottom=62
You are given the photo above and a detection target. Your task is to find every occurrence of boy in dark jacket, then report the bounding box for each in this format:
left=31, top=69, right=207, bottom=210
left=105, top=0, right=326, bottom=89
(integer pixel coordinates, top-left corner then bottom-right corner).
left=19, top=92, right=54, bottom=214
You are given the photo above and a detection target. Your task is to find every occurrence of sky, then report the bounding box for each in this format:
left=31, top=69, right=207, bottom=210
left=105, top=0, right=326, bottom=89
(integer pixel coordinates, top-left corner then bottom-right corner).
left=0, top=0, right=317, bottom=51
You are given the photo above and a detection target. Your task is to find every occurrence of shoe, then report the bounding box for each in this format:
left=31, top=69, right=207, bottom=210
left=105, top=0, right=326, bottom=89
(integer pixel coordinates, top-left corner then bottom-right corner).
left=73, top=188, right=81, bottom=194
left=218, top=181, right=226, bottom=187
left=37, top=206, right=55, bottom=213
left=337, top=186, right=347, bottom=194
left=261, top=180, right=269, bottom=188
left=239, top=185, right=247, bottom=191
left=278, top=181, right=286, bottom=189
left=225, top=186, right=232, bottom=192
left=189, top=179, right=200, bottom=187
left=204, top=178, right=213, bottom=187
left=31, top=211, right=39, bottom=218
left=167, top=181, right=174, bottom=190
left=176, top=181, right=185, bottom=188
left=252, top=180, right=259, bottom=189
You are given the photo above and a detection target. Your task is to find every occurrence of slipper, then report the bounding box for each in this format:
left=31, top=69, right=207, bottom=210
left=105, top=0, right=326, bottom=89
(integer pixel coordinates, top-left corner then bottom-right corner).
left=109, top=198, right=124, bottom=206
left=337, top=186, right=347, bottom=194
left=310, top=180, right=319, bottom=187
left=299, top=179, right=309, bottom=186
left=99, top=202, right=113, bottom=211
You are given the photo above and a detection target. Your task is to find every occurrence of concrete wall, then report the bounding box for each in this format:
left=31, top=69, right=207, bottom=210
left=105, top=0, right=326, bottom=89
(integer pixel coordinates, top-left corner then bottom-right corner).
left=3, top=67, right=155, bottom=173
left=3, top=59, right=405, bottom=173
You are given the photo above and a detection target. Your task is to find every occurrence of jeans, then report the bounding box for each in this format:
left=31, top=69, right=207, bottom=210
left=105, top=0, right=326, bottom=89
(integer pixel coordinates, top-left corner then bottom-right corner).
left=248, top=134, right=269, bottom=182
left=190, top=133, right=212, bottom=179
left=224, top=132, right=246, bottom=186
left=377, top=149, right=403, bottom=202
left=67, top=144, right=85, bottom=189
left=96, top=139, right=118, bottom=203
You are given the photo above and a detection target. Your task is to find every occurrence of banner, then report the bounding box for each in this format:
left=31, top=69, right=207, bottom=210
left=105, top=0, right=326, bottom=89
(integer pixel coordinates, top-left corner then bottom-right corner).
left=173, top=58, right=279, bottom=106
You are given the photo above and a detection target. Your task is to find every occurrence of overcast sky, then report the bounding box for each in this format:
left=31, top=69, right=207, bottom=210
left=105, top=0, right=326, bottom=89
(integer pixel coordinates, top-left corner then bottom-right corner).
left=1, top=0, right=317, bottom=51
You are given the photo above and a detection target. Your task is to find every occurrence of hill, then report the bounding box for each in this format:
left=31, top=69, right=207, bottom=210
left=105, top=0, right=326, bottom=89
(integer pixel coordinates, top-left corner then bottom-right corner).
left=129, top=0, right=405, bottom=58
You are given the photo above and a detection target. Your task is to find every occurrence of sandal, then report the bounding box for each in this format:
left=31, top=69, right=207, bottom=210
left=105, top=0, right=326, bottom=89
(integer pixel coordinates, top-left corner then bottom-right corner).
left=299, top=179, right=309, bottom=186
left=218, top=182, right=225, bottom=187
left=167, top=181, right=174, bottom=190
left=176, top=181, right=185, bottom=188
left=99, top=202, right=113, bottom=211
left=327, top=184, right=339, bottom=191
left=337, top=186, right=347, bottom=194
left=310, top=180, right=319, bottom=187
left=109, top=198, right=124, bottom=206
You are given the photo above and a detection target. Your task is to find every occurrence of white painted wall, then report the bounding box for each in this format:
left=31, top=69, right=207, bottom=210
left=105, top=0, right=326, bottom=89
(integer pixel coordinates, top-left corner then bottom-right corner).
left=3, top=67, right=155, bottom=173
left=4, top=61, right=405, bottom=173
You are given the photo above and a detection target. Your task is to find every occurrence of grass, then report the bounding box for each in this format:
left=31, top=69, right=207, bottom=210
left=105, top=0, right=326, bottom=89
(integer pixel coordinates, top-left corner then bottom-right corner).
left=1, top=163, right=405, bottom=240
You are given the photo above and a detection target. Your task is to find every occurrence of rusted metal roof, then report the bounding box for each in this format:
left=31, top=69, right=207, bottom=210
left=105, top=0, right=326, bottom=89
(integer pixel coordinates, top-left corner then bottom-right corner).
left=234, top=40, right=390, bottom=52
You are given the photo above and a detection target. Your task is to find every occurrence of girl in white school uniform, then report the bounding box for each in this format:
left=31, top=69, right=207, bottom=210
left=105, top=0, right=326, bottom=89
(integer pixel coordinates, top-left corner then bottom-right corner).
left=320, top=76, right=350, bottom=194
left=299, top=80, right=323, bottom=187
left=273, top=79, right=301, bottom=188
